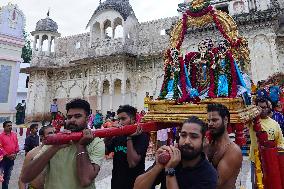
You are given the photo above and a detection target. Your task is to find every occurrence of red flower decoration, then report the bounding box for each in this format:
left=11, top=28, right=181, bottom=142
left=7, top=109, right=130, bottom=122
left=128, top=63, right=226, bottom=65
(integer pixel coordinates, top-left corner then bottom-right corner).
left=186, top=6, right=213, bottom=18
left=226, top=51, right=237, bottom=98
left=178, top=57, right=188, bottom=103
left=208, top=52, right=216, bottom=98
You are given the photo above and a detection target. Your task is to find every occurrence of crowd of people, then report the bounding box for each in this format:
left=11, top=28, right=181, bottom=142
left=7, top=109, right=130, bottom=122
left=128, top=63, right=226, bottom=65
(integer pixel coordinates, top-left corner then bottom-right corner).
left=255, top=77, right=284, bottom=132
left=0, top=80, right=282, bottom=189
left=0, top=98, right=247, bottom=189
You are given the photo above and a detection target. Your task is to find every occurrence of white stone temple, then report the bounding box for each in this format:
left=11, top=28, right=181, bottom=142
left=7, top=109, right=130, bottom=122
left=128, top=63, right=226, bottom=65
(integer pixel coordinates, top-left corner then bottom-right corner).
left=0, top=3, right=25, bottom=122
left=22, top=0, right=284, bottom=120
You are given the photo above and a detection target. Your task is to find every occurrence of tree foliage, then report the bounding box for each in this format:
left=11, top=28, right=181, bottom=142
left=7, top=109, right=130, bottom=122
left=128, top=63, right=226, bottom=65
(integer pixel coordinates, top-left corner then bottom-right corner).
left=21, top=30, right=32, bottom=63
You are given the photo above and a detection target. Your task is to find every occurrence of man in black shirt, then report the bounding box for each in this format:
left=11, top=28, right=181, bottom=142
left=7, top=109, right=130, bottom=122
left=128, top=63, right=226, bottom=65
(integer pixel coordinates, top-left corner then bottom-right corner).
left=134, top=116, right=217, bottom=189
left=105, top=105, right=150, bottom=189
left=24, top=124, right=39, bottom=155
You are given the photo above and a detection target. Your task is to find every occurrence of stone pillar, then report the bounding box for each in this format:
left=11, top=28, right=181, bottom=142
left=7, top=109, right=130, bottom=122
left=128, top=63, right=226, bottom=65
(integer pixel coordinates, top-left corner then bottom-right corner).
left=97, top=93, right=102, bottom=111
left=100, top=23, right=104, bottom=39
left=268, top=34, right=281, bottom=73
left=109, top=82, right=114, bottom=110
left=247, top=36, right=257, bottom=82
left=33, top=35, right=37, bottom=51
left=53, top=37, right=57, bottom=52
left=121, top=79, right=126, bottom=105
left=48, top=35, right=52, bottom=53
left=111, top=22, right=115, bottom=39
left=39, top=35, right=43, bottom=52
left=130, top=80, right=137, bottom=108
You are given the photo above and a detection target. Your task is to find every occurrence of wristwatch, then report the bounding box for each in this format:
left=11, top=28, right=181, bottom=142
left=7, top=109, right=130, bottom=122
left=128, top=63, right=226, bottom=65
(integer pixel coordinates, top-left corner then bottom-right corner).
left=165, top=168, right=176, bottom=176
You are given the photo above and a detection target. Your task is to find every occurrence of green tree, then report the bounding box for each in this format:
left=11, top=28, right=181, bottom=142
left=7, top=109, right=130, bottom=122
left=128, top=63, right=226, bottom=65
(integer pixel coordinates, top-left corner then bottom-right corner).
left=21, top=30, right=32, bottom=63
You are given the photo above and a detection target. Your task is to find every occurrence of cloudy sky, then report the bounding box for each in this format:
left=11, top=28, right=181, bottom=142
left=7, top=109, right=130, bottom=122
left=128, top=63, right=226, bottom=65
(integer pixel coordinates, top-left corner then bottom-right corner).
left=1, top=0, right=181, bottom=37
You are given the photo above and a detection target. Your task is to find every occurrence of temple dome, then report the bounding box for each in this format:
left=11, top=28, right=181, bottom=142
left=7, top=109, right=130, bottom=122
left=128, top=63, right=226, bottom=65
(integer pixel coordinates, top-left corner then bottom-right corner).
left=35, top=17, right=58, bottom=32
left=93, top=0, right=135, bottom=20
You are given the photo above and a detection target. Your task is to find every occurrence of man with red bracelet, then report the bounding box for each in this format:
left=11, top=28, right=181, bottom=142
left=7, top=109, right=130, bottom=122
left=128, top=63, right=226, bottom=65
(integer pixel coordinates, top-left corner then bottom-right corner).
left=21, top=99, right=105, bottom=189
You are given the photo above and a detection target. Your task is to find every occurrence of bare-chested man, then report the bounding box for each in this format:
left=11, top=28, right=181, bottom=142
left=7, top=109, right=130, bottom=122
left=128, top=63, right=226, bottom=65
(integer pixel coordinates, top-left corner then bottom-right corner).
left=206, top=103, right=243, bottom=189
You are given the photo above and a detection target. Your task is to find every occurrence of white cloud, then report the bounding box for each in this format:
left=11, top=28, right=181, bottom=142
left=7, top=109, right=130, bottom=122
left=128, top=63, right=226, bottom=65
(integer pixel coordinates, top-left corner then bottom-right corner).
left=1, top=0, right=180, bottom=37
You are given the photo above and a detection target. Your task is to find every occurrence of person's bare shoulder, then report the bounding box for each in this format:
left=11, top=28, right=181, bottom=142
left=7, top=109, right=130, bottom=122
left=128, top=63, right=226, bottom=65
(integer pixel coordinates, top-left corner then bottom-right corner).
left=225, top=143, right=243, bottom=165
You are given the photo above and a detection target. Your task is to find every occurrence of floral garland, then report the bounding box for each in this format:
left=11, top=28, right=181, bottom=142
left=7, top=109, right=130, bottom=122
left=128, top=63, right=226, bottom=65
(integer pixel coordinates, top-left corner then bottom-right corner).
left=178, top=56, right=188, bottom=103
left=159, top=62, right=171, bottom=99
left=173, top=70, right=180, bottom=99
left=254, top=149, right=264, bottom=189
left=226, top=51, right=237, bottom=98
left=176, top=14, right=188, bottom=50
left=188, top=0, right=211, bottom=13
left=208, top=52, right=216, bottom=98
left=253, top=117, right=265, bottom=188
left=185, top=52, right=199, bottom=89
left=186, top=5, right=213, bottom=18
left=210, top=10, right=241, bottom=48
left=159, top=49, right=172, bottom=99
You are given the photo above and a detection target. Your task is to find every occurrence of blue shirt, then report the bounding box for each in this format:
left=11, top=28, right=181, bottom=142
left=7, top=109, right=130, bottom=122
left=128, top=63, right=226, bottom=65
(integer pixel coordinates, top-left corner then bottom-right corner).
left=50, top=103, right=58, bottom=113
left=269, top=86, right=281, bottom=103
left=272, top=111, right=284, bottom=133
left=257, top=89, right=268, bottom=99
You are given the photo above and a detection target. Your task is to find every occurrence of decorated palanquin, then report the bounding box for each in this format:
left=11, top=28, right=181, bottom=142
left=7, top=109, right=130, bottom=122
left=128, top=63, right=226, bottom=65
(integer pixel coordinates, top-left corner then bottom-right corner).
left=142, top=0, right=284, bottom=188
left=144, top=0, right=256, bottom=142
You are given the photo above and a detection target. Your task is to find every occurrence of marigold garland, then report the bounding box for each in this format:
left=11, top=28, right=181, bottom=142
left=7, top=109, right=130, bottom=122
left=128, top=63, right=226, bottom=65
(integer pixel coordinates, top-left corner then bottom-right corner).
left=188, top=0, right=211, bottom=13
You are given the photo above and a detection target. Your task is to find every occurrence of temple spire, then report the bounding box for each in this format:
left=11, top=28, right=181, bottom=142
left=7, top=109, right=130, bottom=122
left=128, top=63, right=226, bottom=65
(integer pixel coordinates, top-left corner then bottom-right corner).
left=47, top=8, right=50, bottom=17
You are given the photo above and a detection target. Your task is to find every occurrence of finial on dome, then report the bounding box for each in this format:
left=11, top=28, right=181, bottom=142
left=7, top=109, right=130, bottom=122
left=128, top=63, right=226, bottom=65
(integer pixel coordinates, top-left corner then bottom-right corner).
left=47, top=8, right=50, bottom=17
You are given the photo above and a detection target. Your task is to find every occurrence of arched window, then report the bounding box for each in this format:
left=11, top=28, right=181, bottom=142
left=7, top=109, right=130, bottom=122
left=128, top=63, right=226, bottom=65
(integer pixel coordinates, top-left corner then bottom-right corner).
left=114, top=17, right=123, bottom=39
left=92, top=22, right=101, bottom=40
left=103, top=80, right=110, bottom=94
left=216, top=4, right=229, bottom=14
left=103, top=19, right=112, bottom=39
left=42, top=35, right=49, bottom=51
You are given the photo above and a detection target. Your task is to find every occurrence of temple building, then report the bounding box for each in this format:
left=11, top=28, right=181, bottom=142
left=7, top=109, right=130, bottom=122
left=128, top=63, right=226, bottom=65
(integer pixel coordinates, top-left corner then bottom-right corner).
left=22, top=0, right=284, bottom=120
left=0, top=3, right=25, bottom=122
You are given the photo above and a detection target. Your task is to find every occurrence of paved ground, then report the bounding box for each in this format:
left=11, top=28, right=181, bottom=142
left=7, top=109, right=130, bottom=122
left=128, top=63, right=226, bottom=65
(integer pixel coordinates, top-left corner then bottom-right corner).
left=0, top=127, right=253, bottom=189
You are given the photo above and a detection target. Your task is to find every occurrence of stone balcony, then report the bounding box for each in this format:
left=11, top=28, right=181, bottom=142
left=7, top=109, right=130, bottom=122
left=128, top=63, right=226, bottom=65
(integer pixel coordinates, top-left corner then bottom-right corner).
left=29, top=34, right=170, bottom=68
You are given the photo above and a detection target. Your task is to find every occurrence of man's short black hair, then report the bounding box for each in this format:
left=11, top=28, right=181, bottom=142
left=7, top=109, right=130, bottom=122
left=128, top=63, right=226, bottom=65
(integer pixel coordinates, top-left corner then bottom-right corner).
left=39, top=125, right=53, bottom=136
left=30, top=123, right=38, bottom=130
left=183, top=116, right=207, bottom=138
left=255, top=97, right=270, bottom=107
left=66, top=98, right=91, bottom=116
left=117, top=105, right=137, bottom=119
left=207, top=103, right=230, bottom=123
left=3, top=121, right=12, bottom=128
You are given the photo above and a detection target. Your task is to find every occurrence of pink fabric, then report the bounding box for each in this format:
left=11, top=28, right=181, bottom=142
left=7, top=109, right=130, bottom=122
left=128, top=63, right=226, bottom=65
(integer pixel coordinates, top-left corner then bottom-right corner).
left=0, top=132, right=19, bottom=155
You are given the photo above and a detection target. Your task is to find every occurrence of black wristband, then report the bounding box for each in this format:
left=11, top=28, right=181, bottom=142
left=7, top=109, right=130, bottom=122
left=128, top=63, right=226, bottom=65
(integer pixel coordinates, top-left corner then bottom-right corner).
left=165, top=168, right=176, bottom=176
